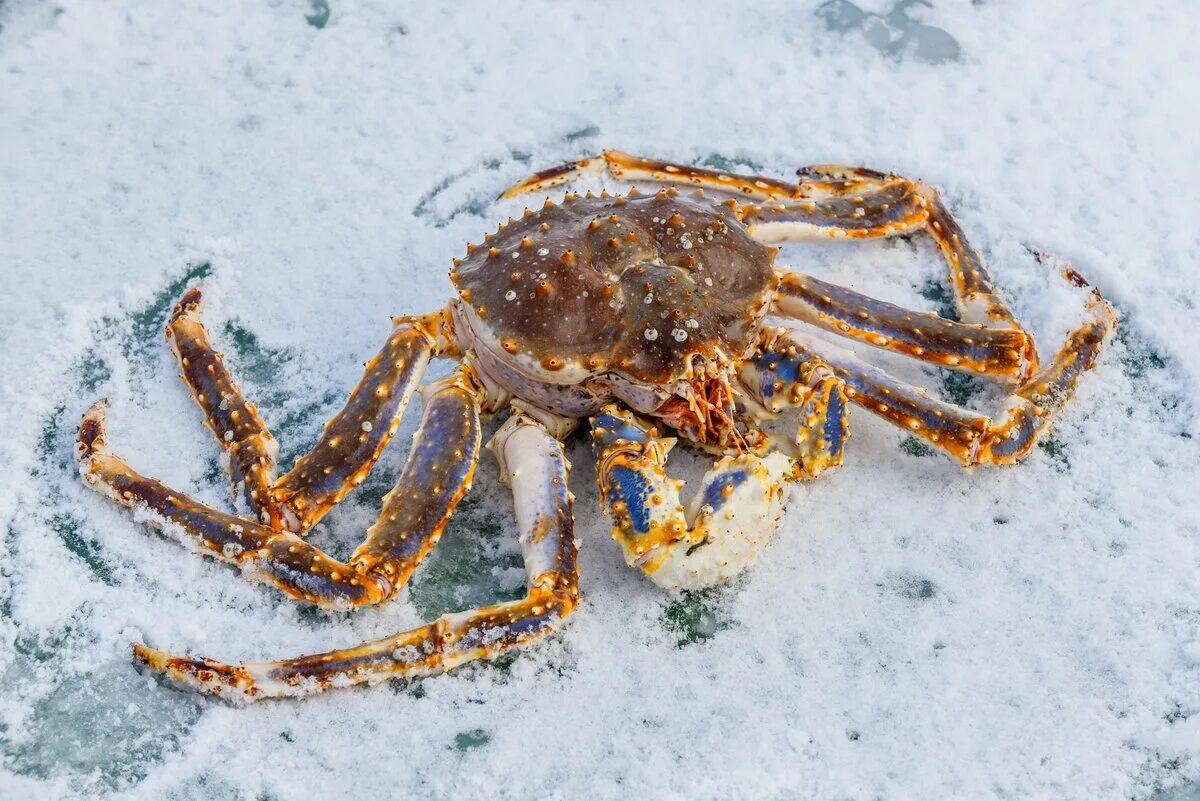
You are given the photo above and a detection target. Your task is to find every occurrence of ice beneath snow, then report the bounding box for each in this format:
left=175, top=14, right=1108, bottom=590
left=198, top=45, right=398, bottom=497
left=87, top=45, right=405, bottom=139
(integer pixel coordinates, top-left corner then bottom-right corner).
left=1, top=2, right=1198, bottom=799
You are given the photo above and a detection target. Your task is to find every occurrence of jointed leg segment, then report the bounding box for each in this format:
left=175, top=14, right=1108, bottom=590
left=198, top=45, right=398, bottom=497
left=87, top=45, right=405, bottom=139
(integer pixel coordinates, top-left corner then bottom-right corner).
left=270, top=311, right=448, bottom=533
left=167, top=289, right=280, bottom=522
left=132, top=412, right=578, bottom=702
left=766, top=294, right=1113, bottom=466
left=78, top=401, right=389, bottom=607
left=737, top=179, right=1021, bottom=329
left=165, top=289, right=449, bottom=534
left=737, top=334, right=850, bottom=478
left=78, top=364, right=484, bottom=607
left=774, top=270, right=1036, bottom=383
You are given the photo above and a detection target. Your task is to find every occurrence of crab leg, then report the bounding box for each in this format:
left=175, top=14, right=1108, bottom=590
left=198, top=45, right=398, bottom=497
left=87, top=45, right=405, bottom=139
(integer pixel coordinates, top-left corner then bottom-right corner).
left=131, top=412, right=578, bottom=702
left=167, top=288, right=280, bottom=520
left=768, top=273, right=1114, bottom=466
left=165, top=290, right=451, bottom=533
left=268, top=310, right=451, bottom=533
left=500, top=150, right=891, bottom=203
left=77, top=367, right=483, bottom=607
left=78, top=401, right=384, bottom=607
left=775, top=270, right=1036, bottom=383
left=738, top=179, right=1019, bottom=329
left=591, top=404, right=796, bottom=589
left=345, top=368, right=482, bottom=588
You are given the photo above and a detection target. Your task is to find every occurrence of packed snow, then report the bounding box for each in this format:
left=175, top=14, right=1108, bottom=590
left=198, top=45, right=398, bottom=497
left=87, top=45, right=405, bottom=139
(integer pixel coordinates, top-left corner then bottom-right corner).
left=1, top=1, right=1197, bottom=799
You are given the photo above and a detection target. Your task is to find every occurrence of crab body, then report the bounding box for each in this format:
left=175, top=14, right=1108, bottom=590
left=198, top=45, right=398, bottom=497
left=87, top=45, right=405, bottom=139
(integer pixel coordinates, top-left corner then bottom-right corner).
left=74, top=151, right=1116, bottom=701
left=452, top=192, right=775, bottom=450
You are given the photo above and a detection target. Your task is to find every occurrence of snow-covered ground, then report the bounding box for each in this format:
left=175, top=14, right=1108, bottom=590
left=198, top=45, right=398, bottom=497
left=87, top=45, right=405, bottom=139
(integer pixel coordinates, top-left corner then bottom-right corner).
left=1, top=2, right=1197, bottom=798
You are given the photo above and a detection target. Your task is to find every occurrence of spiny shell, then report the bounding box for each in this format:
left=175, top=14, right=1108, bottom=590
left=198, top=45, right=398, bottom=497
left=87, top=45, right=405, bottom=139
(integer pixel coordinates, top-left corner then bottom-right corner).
left=453, top=193, right=775, bottom=384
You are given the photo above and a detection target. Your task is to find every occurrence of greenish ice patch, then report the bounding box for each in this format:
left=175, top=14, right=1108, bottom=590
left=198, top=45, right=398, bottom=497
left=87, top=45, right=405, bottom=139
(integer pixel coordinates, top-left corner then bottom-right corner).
left=36, top=403, right=71, bottom=476
left=222, top=320, right=294, bottom=388
left=698, top=153, right=765, bottom=174
left=900, top=436, right=934, bottom=458
left=407, top=491, right=525, bottom=622
left=1037, top=436, right=1070, bottom=471
left=0, top=525, right=16, bottom=622
left=161, top=772, right=246, bottom=801
left=1111, top=311, right=1190, bottom=435
left=3, top=664, right=203, bottom=791
left=3, top=613, right=204, bottom=793
left=916, top=281, right=987, bottom=404
left=11, top=622, right=78, bottom=665
left=123, top=262, right=213, bottom=366
left=938, top=368, right=985, bottom=407
left=452, top=728, right=491, bottom=751
left=78, top=346, right=114, bottom=394
left=661, top=586, right=736, bottom=647
left=305, top=0, right=330, bottom=29
left=413, top=150, right=529, bottom=228
left=1117, top=322, right=1168, bottom=380
left=49, top=512, right=118, bottom=587
left=273, top=388, right=344, bottom=468
left=219, top=317, right=341, bottom=466
left=816, top=0, right=963, bottom=64
left=881, top=572, right=938, bottom=601
left=563, top=125, right=599, bottom=142
left=917, top=277, right=957, bottom=321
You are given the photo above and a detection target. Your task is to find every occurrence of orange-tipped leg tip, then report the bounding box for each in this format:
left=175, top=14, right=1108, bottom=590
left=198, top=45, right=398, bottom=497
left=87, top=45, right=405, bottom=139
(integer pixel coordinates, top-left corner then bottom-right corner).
left=77, top=400, right=108, bottom=458
left=131, top=642, right=169, bottom=671
left=132, top=642, right=258, bottom=703
left=170, top=286, right=204, bottom=322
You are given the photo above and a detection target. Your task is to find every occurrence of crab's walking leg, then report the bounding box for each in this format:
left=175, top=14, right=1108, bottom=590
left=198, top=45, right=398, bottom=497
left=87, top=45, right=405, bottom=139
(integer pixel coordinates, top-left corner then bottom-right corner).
left=77, top=366, right=483, bottom=607
left=78, top=401, right=384, bottom=606
left=268, top=310, right=452, bottom=533
left=591, top=404, right=795, bottom=589
left=345, top=369, right=483, bottom=588
left=774, top=270, right=1036, bottom=383
left=770, top=278, right=1114, bottom=466
left=738, top=179, right=1019, bottom=329
left=167, top=289, right=279, bottom=521
left=500, top=150, right=891, bottom=202
left=132, top=413, right=578, bottom=702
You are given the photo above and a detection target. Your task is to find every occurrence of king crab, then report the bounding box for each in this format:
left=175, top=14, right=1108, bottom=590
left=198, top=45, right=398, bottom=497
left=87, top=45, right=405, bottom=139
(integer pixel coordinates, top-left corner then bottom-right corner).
left=76, top=151, right=1116, bottom=701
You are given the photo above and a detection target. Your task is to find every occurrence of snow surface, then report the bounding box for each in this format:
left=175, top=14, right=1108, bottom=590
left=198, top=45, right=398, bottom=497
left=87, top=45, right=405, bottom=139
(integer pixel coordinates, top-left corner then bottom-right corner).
left=1, top=1, right=1198, bottom=799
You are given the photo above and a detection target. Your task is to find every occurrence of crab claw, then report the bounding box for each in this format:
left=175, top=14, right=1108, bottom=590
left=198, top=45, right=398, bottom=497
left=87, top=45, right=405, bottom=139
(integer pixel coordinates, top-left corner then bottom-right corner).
left=591, top=404, right=793, bottom=589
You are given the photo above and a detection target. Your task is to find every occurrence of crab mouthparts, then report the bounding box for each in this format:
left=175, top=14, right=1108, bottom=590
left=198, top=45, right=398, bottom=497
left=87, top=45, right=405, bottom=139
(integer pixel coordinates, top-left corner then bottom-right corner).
left=655, top=365, right=749, bottom=452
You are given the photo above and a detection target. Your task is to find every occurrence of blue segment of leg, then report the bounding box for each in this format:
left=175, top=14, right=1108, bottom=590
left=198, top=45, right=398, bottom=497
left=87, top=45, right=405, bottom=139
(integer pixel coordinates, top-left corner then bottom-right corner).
left=702, top=469, right=748, bottom=511
left=607, top=464, right=653, bottom=535
left=593, top=411, right=652, bottom=450
left=752, top=350, right=803, bottom=401
left=984, top=410, right=1040, bottom=460
left=822, top=384, right=847, bottom=456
